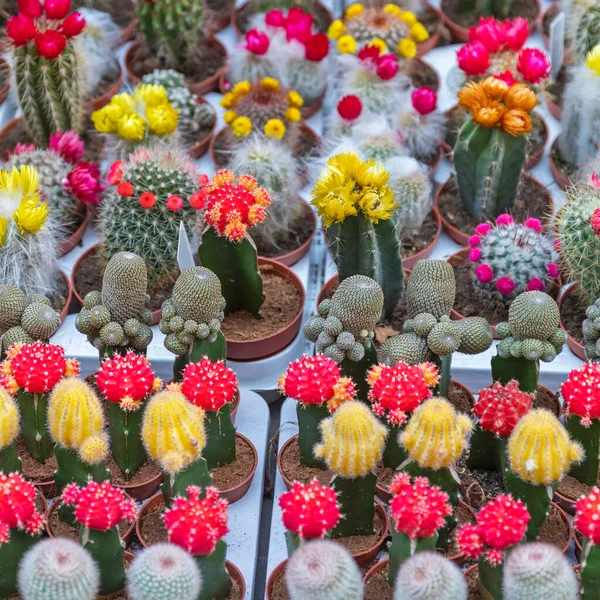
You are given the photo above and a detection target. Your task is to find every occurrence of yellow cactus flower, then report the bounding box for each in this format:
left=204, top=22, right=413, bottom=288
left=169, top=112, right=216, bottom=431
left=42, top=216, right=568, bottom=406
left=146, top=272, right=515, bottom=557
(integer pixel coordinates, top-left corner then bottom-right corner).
left=345, top=3, right=364, bottom=18
left=110, top=92, right=135, bottom=114
left=337, top=35, right=357, bottom=54
left=400, top=10, right=417, bottom=25
left=501, top=109, right=532, bottom=136
left=220, top=92, right=237, bottom=109
left=472, top=104, right=505, bottom=128
left=586, top=44, right=600, bottom=75
left=384, top=4, right=403, bottom=17
left=261, top=77, right=281, bottom=91
left=398, top=37, right=417, bottom=58
left=327, top=19, right=346, bottom=40
left=285, top=107, right=301, bottom=123
left=369, top=38, right=388, bottom=53
left=134, top=84, right=170, bottom=109
left=147, top=104, right=179, bottom=135
left=358, top=187, right=398, bottom=223
left=91, top=105, right=120, bottom=134
left=288, top=90, right=304, bottom=108
left=13, top=196, right=49, bottom=235
left=410, top=22, right=429, bottom=43
left=231, top=80, right=251, bottom=98
left=264, top=118, right=286, bottom=139
left=0, top=166, right=47, bottom=235
left=231, top=116, right=253, bottom=137
left=117, top=113, right=147, bottom=141
left=0, top=387, right=19, bottom=449
left=0, top=216, right=7, bottom=247
left=223, top=110, right=238, bottom=124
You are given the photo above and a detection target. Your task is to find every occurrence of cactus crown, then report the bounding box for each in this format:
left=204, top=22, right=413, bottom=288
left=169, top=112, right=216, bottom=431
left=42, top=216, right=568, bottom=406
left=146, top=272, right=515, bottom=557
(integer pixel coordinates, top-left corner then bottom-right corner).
left=508, top=409, right=583, bottom=485
left=142, top=390, right=206, bottom=474
left=407, top=260, right=456, bottom=319
left=575, top=486, right=600, bottom=544
left=163, top=486, right=229, bottom=556
left=279, top=479, right=340, bottom=540
left=61, top=481, right=137, bottom=531
left=389, top=473, right=452, bottom=539
left=0, top=473, right=45, bottom=546
left=367, top=362, right=438, bottom=425
left=0, top=387, right=19, bottom=449
left=401, top=397, right=472, bottom=469
left=314, top=400, right=388, bottom=478
left=180, top=358, right=238, bottom=412
left=560, top=362, right=600, bottom=426
left=474, top=380, right=533, bottom=437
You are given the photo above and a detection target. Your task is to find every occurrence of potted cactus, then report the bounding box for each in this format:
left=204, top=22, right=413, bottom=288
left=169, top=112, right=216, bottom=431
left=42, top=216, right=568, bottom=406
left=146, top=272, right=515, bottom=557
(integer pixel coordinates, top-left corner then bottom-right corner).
left=575, top=487, right=600, bottom=599
left=0, top=388, right=20, bottom=474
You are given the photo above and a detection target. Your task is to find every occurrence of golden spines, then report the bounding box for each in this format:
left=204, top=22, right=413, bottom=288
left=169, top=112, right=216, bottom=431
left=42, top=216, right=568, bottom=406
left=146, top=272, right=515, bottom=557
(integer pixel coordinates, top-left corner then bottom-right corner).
left=0, top=387, right=19, bottom=449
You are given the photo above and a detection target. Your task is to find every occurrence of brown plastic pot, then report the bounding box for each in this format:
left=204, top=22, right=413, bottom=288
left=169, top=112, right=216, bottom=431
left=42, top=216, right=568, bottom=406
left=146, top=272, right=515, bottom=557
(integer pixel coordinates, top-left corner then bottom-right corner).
left=57, top=207, right=89, bottom=258
left=115, top=468, right=163, bottom=504
left=87, top=63, right=123, bottom=112
left=266, top=559, right=287, bottom=600
left=558, top=281, right=586, bottom=360
left=549, top=136, right=572, bottom=191
left=186, top=98, right=217, bottom=160
left=224, top=258, right=306, bottom=361
left=121, top=18, right=138, bottom=44
left=218, top=433, right=258, bottom=503
left=554, top=488, right=579, bottom=517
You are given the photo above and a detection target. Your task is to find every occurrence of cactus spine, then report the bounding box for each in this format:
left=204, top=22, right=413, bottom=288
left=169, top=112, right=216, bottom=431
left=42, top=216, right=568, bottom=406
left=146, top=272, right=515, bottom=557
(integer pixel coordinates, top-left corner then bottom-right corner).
left=0, top=387, right=20, bottom=474
left=575, top=487, right=600, bottom=600
left=566, top=1, right=600, bottom=63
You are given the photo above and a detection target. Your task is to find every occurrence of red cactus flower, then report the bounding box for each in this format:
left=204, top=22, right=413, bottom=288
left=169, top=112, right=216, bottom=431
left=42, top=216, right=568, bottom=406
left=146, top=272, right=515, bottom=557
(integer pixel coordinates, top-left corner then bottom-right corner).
left=474, top=380, right=533, bottom=437
left=279, top=479, right=340, bottom=539
left=60, top=11, right=85, bottom=37
left=285, top=8, right=313, bottom=44
left=496, top=213, right=514, bottom=226
left=166, top=195, right=184, bottom=211
left=305, top=32, right=329, bottom=62
left=337, top=95, right=362, bottom=121
left=495, top=70, right=517, bottom=86
left=377, top=54, right=399, bottom=80
left=164, top=486, right=229, bottom=556
left=49, top=130, right=84, bottom=164
left=34, top=29, right=66, bottom=59
left=117, top=181, right=134, bottom=197
left=9, top=342, right=69, bottom=393
left=389, top=473, right=452, bottom=539
left=6, top=13, right=36, bottom=46
left=412, top=87, right=437, bottom=115
left=475, top=264, right=494, bottom=284
left=64, top=162, right=105, bottom=206
left=547, top=263, right=560, bottom=278
left=107, top=161, right=124, bottom=185
left=9, top=143, right=35, bottom=157
left=244, top=29, right=269, bottom=56
left=181, top=358, right=238, bottom=412
left=504, top=17, right=529, bottom=51
left=62, top=481, right=137, bottom=531
left=590, top=208, right=600, bottom=235
left=265, top=9, right=286, bottom=28
left=523, top=217, right=542, bottom=232
left=496, top=276, right=515, bottom=295
left=17, top=0, right=42, bottom=19
left=139, top=192, right=156, bottom=208
left=469, top=17, right=505, bottom=53
left=0, top=473, right=45, bottom=546
left=357, top=44, right=382, bottom=63
left=561, top=363, right=600, bottom=426
left=475, top=222, right=492, bottom=236
left=527, top=278, right=544, bottom=292
left=44, top=0, right=71, bottom=19
left=575, top=487, right=600, bottom=544
left=457, top=41, right=490, bottom=76
left=189, top=191, right=205, bottom=210
left=516, top=48, right=550, bottom=84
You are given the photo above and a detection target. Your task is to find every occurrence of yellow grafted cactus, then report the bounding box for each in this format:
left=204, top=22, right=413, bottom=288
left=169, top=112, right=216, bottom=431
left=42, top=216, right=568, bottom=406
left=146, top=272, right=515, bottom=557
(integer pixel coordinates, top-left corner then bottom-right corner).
left=0, top=387, right=19, bottom=448
left=314, top=400, right=387, bottom=478
left=142, top=390, right=206, bottom=473
left=401, top=397, right=472, bottom=470
left=508, top=409, right=583, bottom=485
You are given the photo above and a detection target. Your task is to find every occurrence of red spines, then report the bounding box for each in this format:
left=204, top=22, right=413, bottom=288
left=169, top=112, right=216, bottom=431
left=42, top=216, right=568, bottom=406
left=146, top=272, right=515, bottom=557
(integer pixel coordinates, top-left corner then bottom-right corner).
left=457, top=495, right=530, bottom=564
left=279, top=479, right=340, bottom=539
left=61, top=481, right=137, bottom=531
left=389, top=473, right=452, bottom=539
left=474, top=380, right=533, bottom=436
left=561, top=363, right=600, bottom=426
left=163, top=486, right=229, bottom=556
left=181, top=358, right=238, bottom=412
left=575, top=486, right=600, bottom=544
left=9, top=342, right=71, bottom=393
left=0, top=473, right=45, bottom=546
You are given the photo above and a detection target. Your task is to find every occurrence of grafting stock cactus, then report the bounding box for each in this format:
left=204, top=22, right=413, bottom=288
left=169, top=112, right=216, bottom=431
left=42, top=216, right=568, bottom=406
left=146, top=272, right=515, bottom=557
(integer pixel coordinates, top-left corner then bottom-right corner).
left=76, top=251, right=154, bottom=358
left=127, top=543, right=203, bottom=600
left=457, top=495, right=530, bottom=599
left=312, top=152, right=404, bottom=320
left=160, top=267, right=226, bottom=380
left=142, top=389, right=210, bottom=506
left=454, top=79, right=536, bottom=221
left=378, top=260, right=493, bottom=397
left=285, top=540, right=364, bottom=600
left=314, top=400, right=387, bottom=537
left=164, top=486, right=231, bottom=600
left=303, top=275, right=384, bottom=401
left=575, top=487, right=600, bottom=600
left=0, top=387, right=20, bottom=474
left=0, top=473, right=45, bottom=599
left=493, top=291, right=566, bottom=393
left=279, top=354, right=355, bottom=469
left=503, top=542, right=578, bottom=600
left=506, top=409, right=582, bottom=539
left=198, top=170, right=271, bottom=316
left=61, top=481, right=136, bottom=596
left=18, top=537, right=100, bottom=600
left=7, top=0, right=85, bottom=145
left=387, top=473, right=452, bottom=587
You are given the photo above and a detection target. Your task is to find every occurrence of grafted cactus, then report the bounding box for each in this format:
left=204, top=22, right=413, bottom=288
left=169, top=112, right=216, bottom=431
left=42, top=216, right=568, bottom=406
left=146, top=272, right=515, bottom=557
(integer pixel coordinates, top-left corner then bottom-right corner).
left=575, top=486, right=600, bottom=600
left=0, top=387, right=20, bottom=474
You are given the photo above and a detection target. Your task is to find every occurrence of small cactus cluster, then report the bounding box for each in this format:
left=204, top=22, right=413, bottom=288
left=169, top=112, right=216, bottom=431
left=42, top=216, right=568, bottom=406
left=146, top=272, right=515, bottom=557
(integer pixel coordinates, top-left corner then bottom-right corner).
left=468, top=215, right=560, bottom=311
left=583, top=297, right=600, bottom=360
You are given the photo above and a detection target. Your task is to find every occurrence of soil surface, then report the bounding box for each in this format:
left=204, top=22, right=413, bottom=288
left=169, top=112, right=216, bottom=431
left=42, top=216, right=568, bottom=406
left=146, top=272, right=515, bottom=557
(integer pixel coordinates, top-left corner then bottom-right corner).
left=16, top=438, right=56, bottom=483
left=88, top=65, right=121, bottom=104
left=209, top=435, right=256, bottom=491
left=405, top=59, right=440, bottom=92
left=280, top=436, right=334, bottom=487
left=551, top=141, right=579, bottom=182
left=557, top=473, right=592, bottom=502
left=400, top=212, right=439, bottom=259
left=50, top=273, right=69, bottom=315
left=441, top=0, right=540, bottom=29
left=106, top=454, right=161, bottom=487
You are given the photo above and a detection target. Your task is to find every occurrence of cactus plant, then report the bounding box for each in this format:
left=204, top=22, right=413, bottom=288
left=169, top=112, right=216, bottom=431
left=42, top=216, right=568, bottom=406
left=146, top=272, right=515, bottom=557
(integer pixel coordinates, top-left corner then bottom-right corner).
left=285, top=539, right=363, bottom=600
left=503, top=542, right=578, bottom=600
left=127, top=543, right=203, bottom=600
left=454, top=78, right=537, bottom=221
left=467, top=215, right=560, bottom=312
left=160, top=267, right=226, bottom=380
left=388, top=473, right=452, bottom=587
left=279, top=354, right=355, bottom=469
left=142, top=389, right=210, bottom=506
left=575, top=487, right=600, bottom=600
left=583, top=297, right=600, bottom=360
left=0, top=387, right=20, bottom=474
left=506, top=409, right=582, bottom=539
left=457, top=495, right=530, bottom=599
left=197, top=170, right=271, bottom=316
left=394, top=551, right=468, bottom=600
left=0, top=473, right=45, bottom=598
left=303, top=275, right=384, bottom=401
left=164, top=486, right=231, bottom=600
left=61, top=481, right=136, bottom=596
left=566, top=0, right=600, bottom=64
left=456, top=0, right=515, bottom=19
left=18, top=537, right=100, bottom=600
left=314, top=400, right=387, bottom=537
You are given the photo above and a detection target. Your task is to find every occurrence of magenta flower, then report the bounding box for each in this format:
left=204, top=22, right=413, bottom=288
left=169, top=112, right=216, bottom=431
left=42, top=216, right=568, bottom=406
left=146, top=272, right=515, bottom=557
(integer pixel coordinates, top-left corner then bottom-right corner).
left=50, top=130, right=85, bottom=164
left=457, top=41, right=490, bottom=76
left=517, top=48, right=550, bottom=84
left=411, top=87, right=437, bottom=115
left=64, top=162, right=105, bottom=206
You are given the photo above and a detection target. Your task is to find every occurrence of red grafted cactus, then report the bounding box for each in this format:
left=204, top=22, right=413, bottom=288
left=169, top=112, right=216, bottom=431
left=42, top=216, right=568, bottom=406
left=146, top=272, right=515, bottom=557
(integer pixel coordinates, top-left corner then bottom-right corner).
left=474, top=380, right=533, bottom=436
left=0, top=473, right=45, bottom=545
left=457, top=495, right=530, bottom=564
left=164, top=486, right=229, bottom=556
left=389, top=473, right=452, bottom=539
left=279, top=479, right=340, bottom=539
left=575, top=486, right=600, bottom=544
left=181, top=358, right=238, bottom=412
left=561, top=363, right=600, bottom=426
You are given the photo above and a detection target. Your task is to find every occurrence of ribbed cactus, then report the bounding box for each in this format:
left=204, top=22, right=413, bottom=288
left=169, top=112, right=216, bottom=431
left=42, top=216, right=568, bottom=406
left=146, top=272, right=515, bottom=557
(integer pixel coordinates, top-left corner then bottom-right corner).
left=566, top=0, right=600, bottom=63
left=18, top=538, right=100, bottom=600
left=142, top=390, right=210, bottom=506
left=454, top=79, right=536, bottom=220
left=285, top=540, right=363, bottom=600
left=506, top=409, right=583, bottom=539
left=394, top=552, right=468, bottom=600
left=314, top=400, right=387, bottom=537
left=457, top=0, right=515, bottom=18
left=7, top=1, right=85, bottom=145
left=127, top=543, right=203, bottom=600
left=583, top=298, right=600, bottom=360
left=503, top=542, right=578, bottom=600
left=160, top=267, right=226, bottom=380
left=575, top=486, right=600, bottom=600
left=0, top=387, right=20, bottom=474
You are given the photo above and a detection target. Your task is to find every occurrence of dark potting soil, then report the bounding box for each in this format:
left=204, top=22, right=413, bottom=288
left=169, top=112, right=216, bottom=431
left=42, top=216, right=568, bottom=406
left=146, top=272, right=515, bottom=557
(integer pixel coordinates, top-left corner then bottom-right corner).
left=437, top=175, right=552, bottom=238
left=280, top=436, right=334, bottom=487
left=221, top=266, right=303, bottom=341
left=441, top=0, right=540, bottom=29
left=140, top=501, right=168, bottom=545
left=560, top=288, right=585, bottom=344
left=557, top=473, right=592, bottom=502
left=448, top=380, right=475, bottom=414
left=106, top=454, right=162, bottom=487
left=467, top=566, right=483, bottom=600
left=547, top=65, right=569, bottom=111
left=256, top=206, right=315, bottom=259
left=16, top=438, right=56, bottom=483
left=551, top=141, right=579, bottom=182
left=539, top=504, right=570, bottom=550
left=210, top=435, right=256, bottom=491
left=364, top=563, right=393, bottom=600
left=401, top=213, right=439, bottom=260
left=459, top=463, right=505, bottom=509
left=269, top=567, right=291, bottom=600
left=74, top=246, right=174, bottom=312
left=235, top=0, right=332, bottom=34
left=405, top=59, right=440, bottom=92
left=88, top=65, right=121, bottom=104
left=50, top=273, right=69, bottom=315
left=534, top=385, right=560, bottom=416
left=336, top=506, right=386, bottom=554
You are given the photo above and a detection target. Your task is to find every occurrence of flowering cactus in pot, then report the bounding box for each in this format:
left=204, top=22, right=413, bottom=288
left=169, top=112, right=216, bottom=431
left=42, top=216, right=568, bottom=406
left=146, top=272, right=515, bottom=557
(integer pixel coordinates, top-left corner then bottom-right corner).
left=575, top=487, right=600, bottom=599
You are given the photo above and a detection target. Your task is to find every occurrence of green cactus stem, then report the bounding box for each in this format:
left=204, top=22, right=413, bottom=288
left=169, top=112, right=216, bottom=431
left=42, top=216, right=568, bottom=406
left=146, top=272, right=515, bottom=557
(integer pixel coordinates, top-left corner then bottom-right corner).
left=330, top=473, right=377, bottom=538
left=161, top=459, right=212, bottom=508
left=195, top=540, right=232, bottom=600
left=0, top=445, right=21, bottom=474
left=581, top=539, right=600, bottom=600
left=80, top=527, right=125, bottom=597
left=478, top=559, right=504, bottom=600
left=0, top=529, right=41, bottom=599
left=564, top=415, right=600, bottom=486
left=107, top=403, right=147, bottom=480
left=466, top=427, right=506, bottom=472
left=382, top=423, right=409, bottom=470
left=297, top=404, right=329, bottom=469
left=203, top=405, right=236, bottom=470
left=491, top=355, right=539, bottom=394
left=388, top=527, right=437, bottom=587
left=340, top=344, right=379, bottom=403
left=454, top=120, right=527, bottom=221
left=16, top=391, right=54, bottom=463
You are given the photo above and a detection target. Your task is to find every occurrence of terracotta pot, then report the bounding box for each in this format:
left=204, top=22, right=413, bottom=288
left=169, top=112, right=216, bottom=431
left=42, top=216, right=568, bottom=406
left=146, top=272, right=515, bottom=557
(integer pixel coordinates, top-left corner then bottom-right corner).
left=553, top=502, right=575, bottom=554
left=225, top=561, right=247, bottom=599
left=0, top=56, right=9, bottom=106
left=575, top=532, right=583, bottom=562
left=224, top=258, right=306, bottom=361
left=0, top=117, right=24, bottom=160
left=549, top=136, right=572, bottom=191
left=317, top=274, right=339, bottom=309
left=29, top=472, right=55, bottom=499
left=120, top=18, right=138, bottom=44
left=363, top=558, right=390, bottom=588
left=276, top=435, right=303, bottom=492
left=186, top=98, right=216, bottom=160
left=558, top=281, right=586, bottom=360
left=87, top=64, right=123, bottom=112
left=125, top=38, right=228, bottom=96
left=265, top=559, right=287, bottom=600
left=416, top=4, right=443, bottom=57
left=57, top=207, right=89, bottom=258
left=554, top=488, right=578, bottom=516
left=58, top=269, right=73, bottom=325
